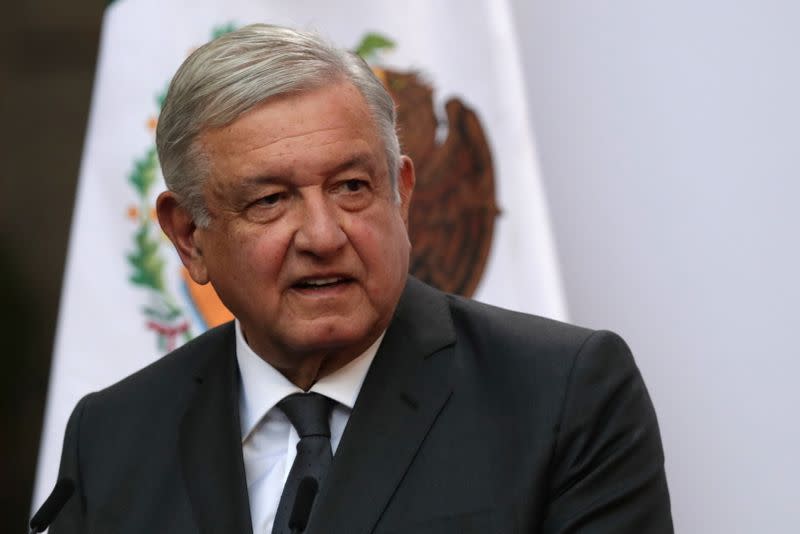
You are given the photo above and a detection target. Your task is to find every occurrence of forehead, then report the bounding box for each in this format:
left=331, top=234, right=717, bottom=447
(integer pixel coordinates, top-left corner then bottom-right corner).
left=198, top=82, right=385, bottom=183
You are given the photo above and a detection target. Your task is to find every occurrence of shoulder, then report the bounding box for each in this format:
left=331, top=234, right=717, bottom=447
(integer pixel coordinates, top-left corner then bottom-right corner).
left=441, top=291, right=639, bottom=403
left=446, top=293, right=595, bottom=351
left=81, top=322, right=235, bottom=419
left=400, top=276, right=632, bottom=376
left=444, top=292, right=630, bottom=367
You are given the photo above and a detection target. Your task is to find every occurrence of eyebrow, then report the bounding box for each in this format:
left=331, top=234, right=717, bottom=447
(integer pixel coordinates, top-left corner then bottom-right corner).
left=325, top=153, right=376, bottom=177
left=237, top=152, right=377, bottom=188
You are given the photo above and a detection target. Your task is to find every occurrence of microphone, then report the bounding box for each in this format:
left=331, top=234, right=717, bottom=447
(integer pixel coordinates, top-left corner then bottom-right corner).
left=288, top=477, right=318, bottom=534
left=29, top=478, right=75, bottom=533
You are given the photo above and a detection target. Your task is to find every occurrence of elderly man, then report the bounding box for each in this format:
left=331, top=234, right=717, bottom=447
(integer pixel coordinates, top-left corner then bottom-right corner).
left=50, top=24, right=672, bottom=533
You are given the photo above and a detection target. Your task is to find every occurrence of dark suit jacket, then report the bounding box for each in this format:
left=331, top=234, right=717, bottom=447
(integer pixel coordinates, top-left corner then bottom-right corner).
left=50, top=277, right=672, bottom=533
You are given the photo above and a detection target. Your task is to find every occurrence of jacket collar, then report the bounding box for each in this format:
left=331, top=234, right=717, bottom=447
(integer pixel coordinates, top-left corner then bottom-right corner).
left=307, top=276, right=457, bottom=534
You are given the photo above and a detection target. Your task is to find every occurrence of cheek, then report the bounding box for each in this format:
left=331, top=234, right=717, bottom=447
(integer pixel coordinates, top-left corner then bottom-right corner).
left=221, top=226, right=291, bottom=280
left=355, top=213, right=410, bottom=275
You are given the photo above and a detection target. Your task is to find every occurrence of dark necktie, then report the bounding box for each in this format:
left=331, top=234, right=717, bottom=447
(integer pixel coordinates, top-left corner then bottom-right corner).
left=272, top=392, right=334, bottom=534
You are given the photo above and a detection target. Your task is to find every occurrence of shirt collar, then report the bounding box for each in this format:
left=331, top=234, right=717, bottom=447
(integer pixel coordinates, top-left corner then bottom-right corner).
left=235, top=319, right=384, bottom=443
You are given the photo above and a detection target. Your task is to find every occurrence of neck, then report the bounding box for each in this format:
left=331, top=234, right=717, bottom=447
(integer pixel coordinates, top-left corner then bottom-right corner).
left=274, top=355, right=334, bottom=391
left=241, top=328, right=381, bottom=390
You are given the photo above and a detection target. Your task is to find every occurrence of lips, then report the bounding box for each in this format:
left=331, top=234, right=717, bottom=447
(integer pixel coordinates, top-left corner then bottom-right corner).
left=291, top=275, right=354, bottom=290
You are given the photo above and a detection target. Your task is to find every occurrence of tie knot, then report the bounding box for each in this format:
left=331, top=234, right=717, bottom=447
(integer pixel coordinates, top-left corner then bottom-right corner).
left=278, top=392, right=334, bottom=438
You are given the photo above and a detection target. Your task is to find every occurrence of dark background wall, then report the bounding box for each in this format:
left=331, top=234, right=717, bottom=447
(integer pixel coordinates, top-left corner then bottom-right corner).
left=1, top=1, right=103, bottom=529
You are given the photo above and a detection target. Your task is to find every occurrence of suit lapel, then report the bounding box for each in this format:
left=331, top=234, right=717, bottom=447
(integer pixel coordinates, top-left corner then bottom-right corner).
left=307, top=277, right=457, bottom=534
left=178, top=324, right=253, bottom=534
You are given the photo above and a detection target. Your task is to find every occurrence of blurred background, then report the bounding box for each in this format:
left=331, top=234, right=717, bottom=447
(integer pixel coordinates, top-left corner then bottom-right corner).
left=2, top=0, right=798, bottom=532
left=1, top=0, right=103, bottom=530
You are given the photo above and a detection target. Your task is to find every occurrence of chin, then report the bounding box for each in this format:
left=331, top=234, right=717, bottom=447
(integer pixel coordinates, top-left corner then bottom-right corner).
left=287, top=319, right=379, bottom=355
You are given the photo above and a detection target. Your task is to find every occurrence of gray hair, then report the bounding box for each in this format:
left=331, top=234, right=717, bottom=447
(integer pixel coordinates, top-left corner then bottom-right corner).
left=156, top=24, right=401, bottom=227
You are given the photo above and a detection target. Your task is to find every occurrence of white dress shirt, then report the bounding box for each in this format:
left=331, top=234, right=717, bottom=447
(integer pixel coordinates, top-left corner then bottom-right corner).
left=236, top=320, right=383, bottom=534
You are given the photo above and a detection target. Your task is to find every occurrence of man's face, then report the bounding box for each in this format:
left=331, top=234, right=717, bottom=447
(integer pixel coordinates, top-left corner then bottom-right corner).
left=170, top=81, right=414, bottom=370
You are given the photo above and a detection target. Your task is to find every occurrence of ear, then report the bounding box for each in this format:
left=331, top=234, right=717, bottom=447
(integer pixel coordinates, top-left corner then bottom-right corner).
left=397, top=155, right=416, bottom=225
left=156, top=191, right=209, bottom=284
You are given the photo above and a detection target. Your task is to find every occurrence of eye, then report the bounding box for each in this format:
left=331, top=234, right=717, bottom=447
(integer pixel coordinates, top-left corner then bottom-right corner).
left=258, top=192, right=284, bottom=206
left=333, top=178, right=373, bottom=211
left=244, top=190, right=288, bottom=223
left=343, top=179, right=367, bottom=192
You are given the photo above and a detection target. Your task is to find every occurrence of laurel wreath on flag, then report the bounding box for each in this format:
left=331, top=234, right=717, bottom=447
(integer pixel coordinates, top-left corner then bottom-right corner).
left=126, top=133, right=192, bottom=352
left=125, top=24, right=237, bottom=351
left=126, top=25, right=392, bottom=351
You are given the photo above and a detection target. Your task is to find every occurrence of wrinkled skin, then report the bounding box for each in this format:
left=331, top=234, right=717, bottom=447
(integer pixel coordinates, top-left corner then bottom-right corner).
left=157, top=81, right=416, bottom=388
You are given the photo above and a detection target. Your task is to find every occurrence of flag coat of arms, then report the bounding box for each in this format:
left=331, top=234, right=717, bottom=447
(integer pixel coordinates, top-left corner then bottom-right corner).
left=33, top=0, right=566, bottom=509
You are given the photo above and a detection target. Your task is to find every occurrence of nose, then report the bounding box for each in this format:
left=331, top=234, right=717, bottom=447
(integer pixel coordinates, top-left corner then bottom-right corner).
left=293, top=192, right=348, bottom=258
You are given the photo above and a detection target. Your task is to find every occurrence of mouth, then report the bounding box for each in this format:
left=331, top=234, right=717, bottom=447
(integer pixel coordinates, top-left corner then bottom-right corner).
left=291, top=276, right=354, bottom=291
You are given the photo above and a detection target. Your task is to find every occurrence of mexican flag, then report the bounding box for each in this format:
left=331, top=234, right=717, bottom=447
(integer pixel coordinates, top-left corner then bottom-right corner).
left=33, top=0, right=566, bottom=511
